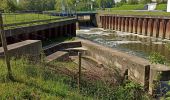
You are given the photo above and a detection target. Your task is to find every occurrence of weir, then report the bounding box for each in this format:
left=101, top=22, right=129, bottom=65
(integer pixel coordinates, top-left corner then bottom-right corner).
left=99, top=15, right=170, bottom=39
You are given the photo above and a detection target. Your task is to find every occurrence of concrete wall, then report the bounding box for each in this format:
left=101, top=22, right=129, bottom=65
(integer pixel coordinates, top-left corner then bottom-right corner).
left=4, top=18, right=76, bottom=45
left=0, top=40, right=42, bottom=60
left=100, top=15, right=170, bottom=39
left=80, top=39, right=170, bottom=94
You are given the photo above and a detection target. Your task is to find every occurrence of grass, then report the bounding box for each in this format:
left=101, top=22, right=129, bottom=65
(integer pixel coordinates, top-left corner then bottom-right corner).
left=42, top=37, right=76, bottom=46
left=99, top=10, right=170, bottom=17
left=0, top=57, right=150, bottom=99
left=156, top=4, right=167, bottom=10
left=2, top=13, right=72, bottom=29
left=0, top=58, right=92, bottom=99
left=3, top=13, right=61, bottom=25
left=108, top=4, right=145, bottom=10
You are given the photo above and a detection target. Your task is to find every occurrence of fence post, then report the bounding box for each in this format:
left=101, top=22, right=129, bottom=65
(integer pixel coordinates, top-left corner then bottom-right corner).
left=78, top=52, right=82, bottom=91
left=0, top=13, right=14, bottom=80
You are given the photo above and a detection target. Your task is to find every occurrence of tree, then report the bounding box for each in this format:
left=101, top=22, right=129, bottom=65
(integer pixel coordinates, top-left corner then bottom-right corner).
left=140, top=0, right=151, bottom=4
left=128, top=0, right=138, bottom=4
left=0, top=0, right=18, bottom=12
left=96, top=0, right=115, bottom=9
left=19, top=0, right=56, bottom=11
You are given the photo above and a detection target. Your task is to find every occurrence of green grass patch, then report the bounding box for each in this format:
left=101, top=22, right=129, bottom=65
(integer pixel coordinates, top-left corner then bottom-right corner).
left=3, top=13, right=61, bottom=25
left=0, top=57, right=150, bottom=99
left=42, top=37, right=76, bottom=46
left=99, top=10, right=170, bottom=17
left=156, top=4, right=167, bottom=10
left=0, top=58, right=92, bottom=99
left=108, top=4, right=145, bottom=10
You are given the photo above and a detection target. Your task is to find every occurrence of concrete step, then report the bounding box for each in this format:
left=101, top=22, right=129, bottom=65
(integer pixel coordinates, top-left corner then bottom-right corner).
left=45, top=51, right=69, bottom=63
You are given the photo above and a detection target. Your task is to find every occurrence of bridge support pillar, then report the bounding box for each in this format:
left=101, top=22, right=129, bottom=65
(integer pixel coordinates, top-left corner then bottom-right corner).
left=165, top=20, right=170, bottom=39
left=142, top=19, right=148, bottom=36
left=153, top=19, right=159, bottom=38
left=147, top=19, right=153, bottom=36
left=159, top=19, right=166, bottom=39
left=137, top=18, right=142, bottom=35
left=133, top=18, right=137, bottom=34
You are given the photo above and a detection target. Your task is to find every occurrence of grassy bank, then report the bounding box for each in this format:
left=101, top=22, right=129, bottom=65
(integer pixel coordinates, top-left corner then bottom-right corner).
left=108, top=4, right=145, bottom=10
left=99, top=10, right=170, bottom=17
left=3, top=13, right=61, bottom=25
left=0, top=57, right=150, bottom=99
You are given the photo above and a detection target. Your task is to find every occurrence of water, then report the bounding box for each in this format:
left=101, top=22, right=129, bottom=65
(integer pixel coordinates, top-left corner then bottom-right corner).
left=77, top=27, right=170, bottom=63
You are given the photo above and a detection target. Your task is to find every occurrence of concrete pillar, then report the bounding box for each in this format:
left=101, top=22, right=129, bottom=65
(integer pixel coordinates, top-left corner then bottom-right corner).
left=108, top=16, right=111, bottom=29
left=104, top=16, right=106, bottom=29
left=159, top=19, right=166, bottom=39
left=72, top=23, right=76, bottom=37
left=107, top=16, right=110, bottom=29
left=115, top=16, right=118, bottom=30
left=137, top=18, right=142, bottom=35
left=142, top=18, right=148, bottom=36
left=153, top=19, right=160, bottom=38
left=165, top=20, right=170, bottom=39
left=125, top=17, right=129, bottom=32
left=112, top=16, right=115, bottom=30
left=118, top=17, right=121, bottom=31
left=121, top=17, right=125, bottom=32
left=147, top=19, right=154, bottom=37
left=129, top=18, right=133, bottom=33
left=133, top=18, right=138, bottom=34
left=110, top=16, right=112, bottom=29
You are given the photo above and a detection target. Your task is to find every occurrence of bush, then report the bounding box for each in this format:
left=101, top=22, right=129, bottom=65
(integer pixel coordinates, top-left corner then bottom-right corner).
left=148, top=52, right=166, bottom=65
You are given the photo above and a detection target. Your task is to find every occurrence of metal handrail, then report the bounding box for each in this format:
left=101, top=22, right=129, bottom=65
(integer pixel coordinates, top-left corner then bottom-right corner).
left=4, top=17, right=75, bottom=27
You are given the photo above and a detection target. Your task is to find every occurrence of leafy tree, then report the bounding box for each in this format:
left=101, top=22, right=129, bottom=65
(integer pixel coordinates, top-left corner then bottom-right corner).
left=96, top=0, right=115, bottom=9
left=140, top=0, right=151, bottom=4
left=19, top=0, right=55, bottom=11
left=128, top=0, right=138, bottom=4
left=0, top=0, right=18, bottom=12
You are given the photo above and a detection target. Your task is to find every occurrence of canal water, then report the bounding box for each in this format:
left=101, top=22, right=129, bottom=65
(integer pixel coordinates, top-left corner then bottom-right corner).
left=77, top=27, right=170, bottom=64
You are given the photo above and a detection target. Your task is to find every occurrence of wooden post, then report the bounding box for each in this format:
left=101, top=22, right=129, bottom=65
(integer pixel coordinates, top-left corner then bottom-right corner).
left=78, top=52, right=82, bottom=90
left=0, top=13, right=14, bottom=80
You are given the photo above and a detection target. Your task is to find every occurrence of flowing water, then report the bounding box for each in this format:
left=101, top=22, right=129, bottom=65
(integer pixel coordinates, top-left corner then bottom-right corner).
left=77, top=27, right=170, bottom=63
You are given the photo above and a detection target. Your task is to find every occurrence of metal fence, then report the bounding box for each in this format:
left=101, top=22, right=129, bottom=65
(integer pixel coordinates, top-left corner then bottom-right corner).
left=2, top=12, right=74, bottom=29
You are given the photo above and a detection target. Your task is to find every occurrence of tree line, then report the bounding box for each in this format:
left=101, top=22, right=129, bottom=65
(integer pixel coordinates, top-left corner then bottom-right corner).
left=0, top=0, right=115, bottom=12
left=0, top=0, right=167, bottom=12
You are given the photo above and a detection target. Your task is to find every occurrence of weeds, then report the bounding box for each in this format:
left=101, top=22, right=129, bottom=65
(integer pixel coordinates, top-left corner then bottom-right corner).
left=148, top=52, right=167, bottom=65
left=0, top=58, right=150, bottom=99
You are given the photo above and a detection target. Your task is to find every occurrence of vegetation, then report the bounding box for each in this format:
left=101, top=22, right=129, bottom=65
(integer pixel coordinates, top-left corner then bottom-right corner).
left=0, top=57, right=150, bottom=99
left=148, top=52, right=167, bottom=65
left=99, top=10, right=170, bottom=17
left=156, top=4, right=167, bottom=10
left=3, top=13, right=61, bottom=25
left=42, top=37, right=76, bottom=46
left=107, top=4, right=145, bottom=10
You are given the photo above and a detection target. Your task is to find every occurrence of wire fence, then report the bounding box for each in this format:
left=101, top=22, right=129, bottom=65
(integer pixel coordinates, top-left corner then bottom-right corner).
left=2, top=11, right=74, bottom=29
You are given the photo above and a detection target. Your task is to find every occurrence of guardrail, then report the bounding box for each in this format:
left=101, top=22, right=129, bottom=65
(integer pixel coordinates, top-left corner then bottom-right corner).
left=4, top=17, right=74, bottom=27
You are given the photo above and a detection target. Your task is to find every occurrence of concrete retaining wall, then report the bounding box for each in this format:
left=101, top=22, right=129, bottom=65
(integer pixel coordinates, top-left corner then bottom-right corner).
left=100, top=15, right=170, bottom=39
left=80, top=39, right=170, bottom=94
left=0, top=40, right=42, bottom=60
left=4, top=18, right=76, bottom=45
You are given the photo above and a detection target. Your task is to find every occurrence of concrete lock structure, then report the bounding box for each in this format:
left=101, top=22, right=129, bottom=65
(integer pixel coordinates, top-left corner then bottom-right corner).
left=100, top=15, right=170, bottom=39
left=4, top=18, right=77, bottom=45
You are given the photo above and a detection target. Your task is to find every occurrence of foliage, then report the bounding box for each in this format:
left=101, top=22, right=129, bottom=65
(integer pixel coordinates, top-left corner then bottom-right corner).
left=0, top=58, right=92, bottom=99
left=0, top=0, right=18, bottom=12
left=99, top=10, right=170, bottom=16
left=18, top=0, right=55, bottom=11
left=128, top=0, right=139, bottom=4
left=140, top=0, right=151, bottom=4
left=107, top=4, right=144, bottom=10
left=148, top=52, right=166, bottom=65
left=156, top=4, right=167, bottom=10
left=0, top=57, right=150, bottom=99
left=96, top=0, right=115, bottom=9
